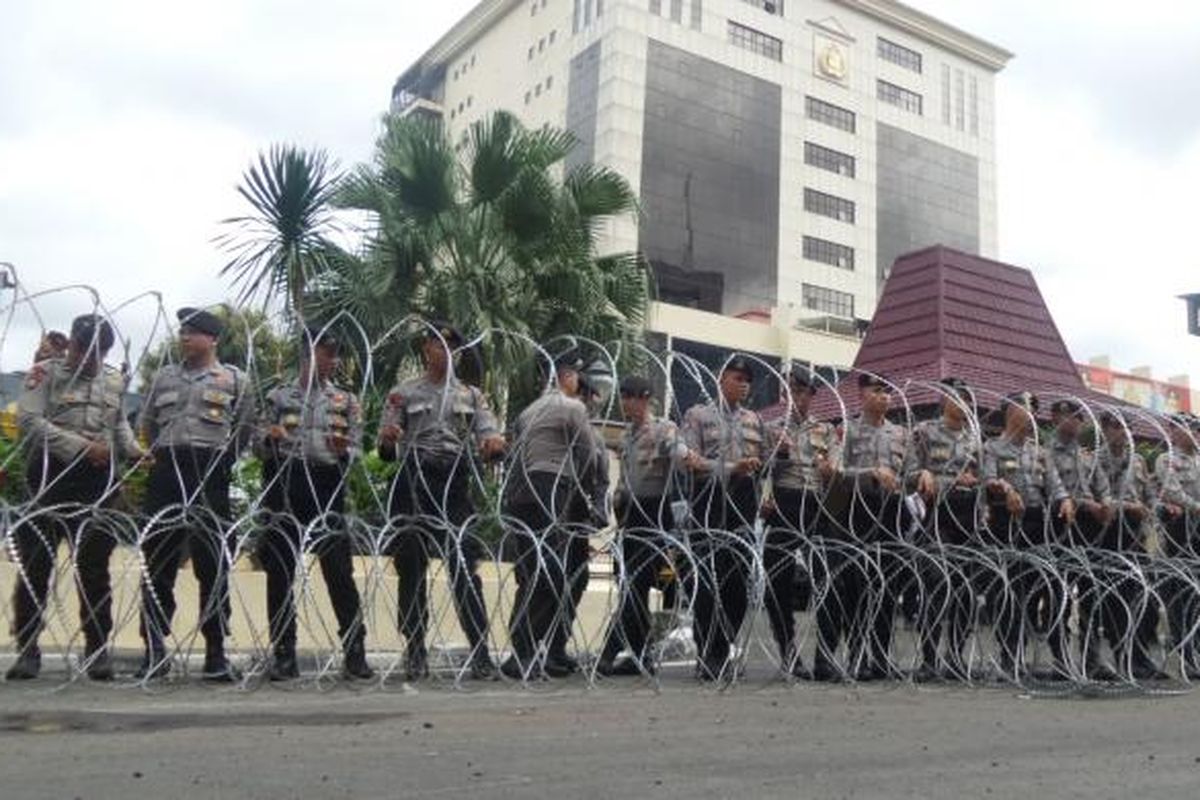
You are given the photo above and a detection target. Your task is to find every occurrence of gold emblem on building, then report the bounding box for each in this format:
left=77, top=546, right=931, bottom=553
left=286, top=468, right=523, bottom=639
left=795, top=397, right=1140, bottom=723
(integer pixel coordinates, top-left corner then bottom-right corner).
left=818, top=41, right=847, bottom=80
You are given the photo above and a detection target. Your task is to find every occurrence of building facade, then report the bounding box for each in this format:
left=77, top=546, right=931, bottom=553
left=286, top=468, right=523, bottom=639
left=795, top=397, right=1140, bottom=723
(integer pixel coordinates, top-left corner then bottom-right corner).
left=391, top=0, right=1011, bottom=369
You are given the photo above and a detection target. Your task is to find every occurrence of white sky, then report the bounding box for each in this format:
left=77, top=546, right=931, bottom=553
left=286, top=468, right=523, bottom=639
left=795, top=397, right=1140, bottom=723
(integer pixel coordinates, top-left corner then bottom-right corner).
left=1, top=0, right=1198, bottom=379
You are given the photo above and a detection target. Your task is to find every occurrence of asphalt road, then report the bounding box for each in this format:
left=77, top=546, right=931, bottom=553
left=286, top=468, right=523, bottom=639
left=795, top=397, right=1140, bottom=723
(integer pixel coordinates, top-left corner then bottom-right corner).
left=2, top=674, right=1199, bottom=800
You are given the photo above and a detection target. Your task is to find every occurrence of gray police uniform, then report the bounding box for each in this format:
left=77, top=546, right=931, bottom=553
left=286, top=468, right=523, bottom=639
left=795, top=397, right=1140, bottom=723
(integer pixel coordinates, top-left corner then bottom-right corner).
left=911, top=418, right=979, bottom=545
left=138, top=360, right=254, bottom=650
left=257, top=378, right=366, bottom=658
left=1154, top=447, right=1200, bottom=662
left=12, top=358, right=141, bottom=656
left=1050, top=437, right=1112, bottom=545
left=380, top=374, right=501, bottom=668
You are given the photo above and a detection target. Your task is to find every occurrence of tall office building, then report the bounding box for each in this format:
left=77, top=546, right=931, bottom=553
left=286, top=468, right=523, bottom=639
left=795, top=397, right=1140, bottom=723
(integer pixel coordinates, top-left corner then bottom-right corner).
left=392, top=0, right=1011, bottom=368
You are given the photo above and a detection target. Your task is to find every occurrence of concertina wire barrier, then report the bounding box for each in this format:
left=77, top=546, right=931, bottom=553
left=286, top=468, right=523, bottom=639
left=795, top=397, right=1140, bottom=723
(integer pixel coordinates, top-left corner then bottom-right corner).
left=2, top=286, right=1200, bottom=696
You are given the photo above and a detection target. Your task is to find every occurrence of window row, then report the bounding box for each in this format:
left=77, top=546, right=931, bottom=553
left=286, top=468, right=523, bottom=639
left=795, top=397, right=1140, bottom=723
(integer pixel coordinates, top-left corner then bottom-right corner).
left=877, top=79, right=922, bottom=116
left=451, top=54, right=477, bottom=82
left=527, top=29, right=557, bottom=60
left=523, top=76, right=555, bottom=105
left=727, top=20, right=782, bottom=61
left=802, top=283, right=855, bottom=318
left=448, top=95, right=474, bottom=120
left=531, top=0, right=548, bottom=15
left=802, top=236, right=854, bottom=271
left=803, top=188, right=855, bottom=224
left=877, top=37, right=921, bottom=73
left=803, top=141, right=855, bottom=178
left=805, top=96, right=855, bottom=134
left=940, top=65, right=980, bottom=136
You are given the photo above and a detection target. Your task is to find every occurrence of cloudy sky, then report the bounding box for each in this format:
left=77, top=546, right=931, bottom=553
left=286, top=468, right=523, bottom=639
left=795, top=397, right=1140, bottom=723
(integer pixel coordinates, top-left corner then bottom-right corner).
left=2, top=0, right=1198, bottom=380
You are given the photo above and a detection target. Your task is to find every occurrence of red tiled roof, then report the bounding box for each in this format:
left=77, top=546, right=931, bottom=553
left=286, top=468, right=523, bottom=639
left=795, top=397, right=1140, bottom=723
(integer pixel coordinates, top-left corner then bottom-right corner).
left=811, top=246, right=1127, bottom=419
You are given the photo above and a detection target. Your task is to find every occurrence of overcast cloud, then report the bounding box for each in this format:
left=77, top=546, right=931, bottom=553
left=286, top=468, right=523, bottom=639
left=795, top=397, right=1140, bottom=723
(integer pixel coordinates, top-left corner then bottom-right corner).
left=2, top=0, right=1198, bottom=380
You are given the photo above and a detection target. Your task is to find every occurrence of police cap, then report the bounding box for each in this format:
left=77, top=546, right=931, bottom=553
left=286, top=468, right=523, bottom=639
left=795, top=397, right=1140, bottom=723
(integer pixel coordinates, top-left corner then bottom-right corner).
left=70, top=314, right=115, bottom=352
left=721, top=356, right=754, bottom=382
left=177, top=307, right=223, bottom=338
left=857, top=372, right=891, bottom=390
left=424, top=320, right=464, bottom=348
left=1050, top=398, right=1083, bottom=417
left=1002, top=390, right=1040, bottom=413
left=619, top=375, right=653, bottom=399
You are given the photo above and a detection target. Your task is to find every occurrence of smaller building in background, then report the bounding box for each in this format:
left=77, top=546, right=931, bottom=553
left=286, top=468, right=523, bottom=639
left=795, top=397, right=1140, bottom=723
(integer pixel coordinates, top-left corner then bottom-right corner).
left=1079, top=357, right=1195, bottom=414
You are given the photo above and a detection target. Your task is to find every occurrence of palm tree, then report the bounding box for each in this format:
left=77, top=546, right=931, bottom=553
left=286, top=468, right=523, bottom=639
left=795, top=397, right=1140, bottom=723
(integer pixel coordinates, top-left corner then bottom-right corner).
left=323, top=110, right=650, bottom=413
left=216, top=144, right=344, bottom=318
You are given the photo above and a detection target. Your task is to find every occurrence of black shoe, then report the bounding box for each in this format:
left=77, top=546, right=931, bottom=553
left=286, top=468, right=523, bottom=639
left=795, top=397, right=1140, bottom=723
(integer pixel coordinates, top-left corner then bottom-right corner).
left=5, top=648, right=41, bottom=681
left=1130, top=658, right=1169, bottom=681
left=788, top=660, right=812, bottom=681
left=203, top=643, right=240, bottom=683
left=1084, top=659, right=1119, bottom=682
left=912, top=663, right=940, bottom=684
left=343, top=641, right=374, bottom=680
left=85, top=647, right=114, bottom=682
left=548, top=650, right=579, bottom=674
left=811, top=659, right=844, bottom=683
left=1032, top=664, right=1071, bottom=682
left=268, top=651, right=299, bottom=682
left=696, top=655, right=738, bottom=682
left=854, top=663, right=889, bottom=682
left=543, top=656, right=574, bottom=678
left=465, top=652, right=496, bottom=681
left=135, top=646, right=171, bottom=680
left=600, top=656, right=650, bottom=677
left=404, top=645, right=428, bottom=681
left=500, top=655, right=543, bottom=681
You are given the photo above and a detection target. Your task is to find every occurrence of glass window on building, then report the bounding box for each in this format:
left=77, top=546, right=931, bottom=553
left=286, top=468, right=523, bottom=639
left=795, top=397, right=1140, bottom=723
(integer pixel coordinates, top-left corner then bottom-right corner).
left=804, top=188, right=855, bottom=224
left=969, top=75, right=979, bottom=136
left=802, top=236, right=855, bottom=270
left=727, top=20, right=783, bottom=61
left=691, top=0, right=702, bottom=29
left=802, top=283, right=855, bottom=318
left=940, top=64, right=951, bottom=125
left=954, top=69, right=965, bottom=130
left=877, top=79, right=923, bottom=116
left=877, top=37, right=922, bottom=73
left=804, top=141, right=855, bottom=178
left=805, top=96, right=855, bottom=133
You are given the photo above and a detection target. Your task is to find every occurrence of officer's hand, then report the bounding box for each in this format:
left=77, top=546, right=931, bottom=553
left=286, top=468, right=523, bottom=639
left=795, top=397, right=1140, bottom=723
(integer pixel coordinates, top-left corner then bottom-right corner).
left=1096, top=501, right=1115, bottom=526
left=267, top=424, right=288, bottom=441
left=480, top=434, right=507, bottom=461
left=1166, top=503, right=1183, bottom=519
left=874, top=466, right=899, bottom=493
left=916, top=469, right=936, bottom=500
left=734, top=457, right=762, bottom=476
left=83, top=440, right=110, bottom=467
left=816, top=453, right=835, bottom=481
left=1125, top=502, right=1147, bottom=523
left=378, top=424, right=402, bottom=448
left=1005, top=488, right=1025, bottom=516
left=684, top=451, right=705, bottom=472
left=956, top=472, right=979, bottom=489
left=760, top=496, right=777, bottom=517
left=1060, top=498, right=1077, bottom=525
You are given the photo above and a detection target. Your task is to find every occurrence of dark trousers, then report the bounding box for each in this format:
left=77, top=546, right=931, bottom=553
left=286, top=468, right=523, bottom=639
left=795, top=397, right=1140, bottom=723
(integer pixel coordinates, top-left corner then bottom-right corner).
left=990, top=505, right=1070, bottom=670
left=390, top=457, right=489, bottom=656
left=140, top=447, right=233, bottom=647
left=600, top=497, right=668, bottom=663
left=507, top=472, right=589, bottom=664
left=1160, top=514, right=1198, bottom=666
left=10, top=457, right=117, bottom=653
left=843, top=490, right=905, bottom=671
left=766, top=488, right=824, bottom=663
left=260, top=460, right=364, bottom=654
left=688, top=478, right=756, bottom=667
left=916, top=492, right=978, bottom=669
left=1080, top=518, right=1157, bottom=669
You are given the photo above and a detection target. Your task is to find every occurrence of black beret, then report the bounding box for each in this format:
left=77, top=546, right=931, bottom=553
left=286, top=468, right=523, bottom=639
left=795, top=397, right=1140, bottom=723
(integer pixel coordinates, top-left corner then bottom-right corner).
left=424, top=320, right=463, bottom=348
left=1003, top=391, right=1040, bottom=413
left=857, top=372, right=891, bottom=390
left=302, top=325, right=340, bottom=352
left=1050, top=398, right=1083, bottom=416
left=177, top=307, right=223, bottom=337
left=788, top=367, right=816, bottom=390
left=70, top=315, right=115, bottom=351
left=552, top=349, right=584, bottom=372
left=619, top=375, right=653, bottom=398
left=722, top=356, right=754, bottom=381
left=1098, top=411, right=1124, bottom=429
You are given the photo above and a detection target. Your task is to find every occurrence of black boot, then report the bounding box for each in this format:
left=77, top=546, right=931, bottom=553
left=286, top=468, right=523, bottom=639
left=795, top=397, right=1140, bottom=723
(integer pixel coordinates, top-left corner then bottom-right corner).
left=268, top=647, right=299, bottom=681
left=343, top=638, right=374, bottom=680
left=203, top=639, right=240, bottom=683
left=404, top=642, right=428, bottom=680
left=135, top=639, right=171, bottom=680
left=5, top=645, right=41, bottom=681
left=85, top=642, right=114, bottom=682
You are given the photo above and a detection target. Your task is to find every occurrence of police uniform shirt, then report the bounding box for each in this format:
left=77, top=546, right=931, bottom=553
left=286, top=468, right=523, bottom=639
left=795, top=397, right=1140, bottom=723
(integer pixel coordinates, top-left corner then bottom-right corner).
left=259, top=379, right=363, bottom=467
left=139, top=361, right=254, bottom=453
left=839, top=415, right=912, bottom=486
left=1155, top=449, right=1200, bottom=515
left=912, top=418, right=978, bottom=495
left=18, top=358, right=141, bottom=464
left=381, top=375, right=499, bottom=465
left=1098, top=443, right=1155, bottom=508
left=767, top=412, right=837, bottom=492
left=622, top=415, right=688, bottom=499
left=509, top=389, right=597, bottom=478
left=1049, top=437, right=1111, bottom=504
left=982, top=433, right=1067, bottom=509
left=681, top=401, right=764, bottom=483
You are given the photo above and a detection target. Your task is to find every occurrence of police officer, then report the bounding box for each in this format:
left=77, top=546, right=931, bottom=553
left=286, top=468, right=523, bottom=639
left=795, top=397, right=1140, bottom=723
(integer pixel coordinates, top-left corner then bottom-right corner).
left=257, top=327, right=372, bottom=681
left=595, top=375, right=690, bottom=677
left=908, top=378, right=982, bottom=682
left=502, top=350, right=604, bottom=679
left=1154, top=413, right=1200, bottom=680
left=1096, top=411, right=1168, bottom=680
left=982, top=391, right=1075, bottom=680
left=138, top=307, right=255, bottom=681
left=833, top=372, right=913, bottom=682
left=378, top=322, right=506, bottom=680
left=7, top=315, right=143, bottom=681
left=681, top=356, right=764, bottom=681
left=1048, top=398, right=1116, bottom=680
left=764, top=367, right=837, bottom=679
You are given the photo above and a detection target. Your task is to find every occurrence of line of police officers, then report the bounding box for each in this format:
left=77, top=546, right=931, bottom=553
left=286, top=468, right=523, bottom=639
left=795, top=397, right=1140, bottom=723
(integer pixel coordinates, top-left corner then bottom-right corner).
left=8, top=310, right=1200, bottom=684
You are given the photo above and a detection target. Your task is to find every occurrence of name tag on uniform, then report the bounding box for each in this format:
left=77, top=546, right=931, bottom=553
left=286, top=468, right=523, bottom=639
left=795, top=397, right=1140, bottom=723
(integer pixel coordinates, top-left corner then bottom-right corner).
left=281, top=413, right=301, bottom=428
left=408, top=401, right=432, bottom=415
left=155, top=391, right=179, bottom=408
left=931, top=445, right=952, bottom=462
left=202, top=389, right=231, bottom=407
left=329, top=414, right=349, bottom=431
left=1000, top=458, right=1018, bottom=474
